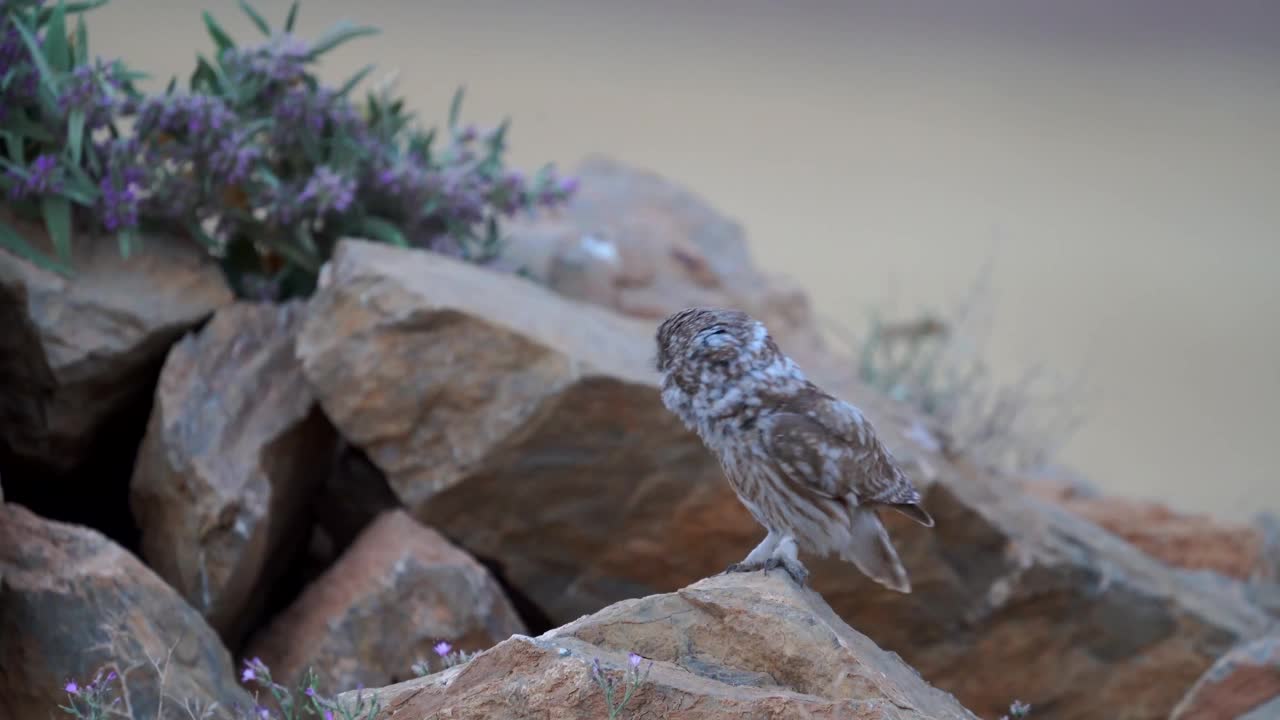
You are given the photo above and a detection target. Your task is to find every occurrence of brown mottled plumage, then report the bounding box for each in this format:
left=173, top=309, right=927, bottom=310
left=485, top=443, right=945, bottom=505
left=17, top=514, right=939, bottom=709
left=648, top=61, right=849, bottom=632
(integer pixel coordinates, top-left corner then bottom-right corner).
left=655, top=307, right=934, bottom=592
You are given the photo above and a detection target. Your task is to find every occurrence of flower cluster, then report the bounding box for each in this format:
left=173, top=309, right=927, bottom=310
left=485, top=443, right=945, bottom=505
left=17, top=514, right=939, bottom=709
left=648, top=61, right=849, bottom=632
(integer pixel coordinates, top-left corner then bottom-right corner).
left=58, top=669, right=121, bottom=720
left=240, top=656, right=380, bottom=720
left=590, top=652, right=652, bottom=720
left=1, top=0, right=579, bottom=299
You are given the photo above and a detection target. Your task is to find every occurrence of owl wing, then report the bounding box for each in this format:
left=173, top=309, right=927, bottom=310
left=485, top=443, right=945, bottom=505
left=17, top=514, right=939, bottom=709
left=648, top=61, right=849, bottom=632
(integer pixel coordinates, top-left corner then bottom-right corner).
left=760, top=389, right=934, bottom=526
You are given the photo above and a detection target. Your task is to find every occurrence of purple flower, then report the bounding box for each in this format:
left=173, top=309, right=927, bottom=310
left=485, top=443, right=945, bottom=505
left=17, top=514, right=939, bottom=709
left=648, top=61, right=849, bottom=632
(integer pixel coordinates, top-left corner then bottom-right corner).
left=256, top=706, right=270, bottom=719
left=7, top=154, right=63, bottom=200
left=433, top=641, right=452, bottom=658
left=324, top=712, right=334, bottom=720
left=628, top=653, right=642, bottom=669
left=64, top=681, right=79, bottom=695
left=241, top=666, right=256, bottom=683
left=304, top=686, right=316, bottom=697
left=297, top=166, right=356, bottom=216
left=97, top=176, right=140, bottom=232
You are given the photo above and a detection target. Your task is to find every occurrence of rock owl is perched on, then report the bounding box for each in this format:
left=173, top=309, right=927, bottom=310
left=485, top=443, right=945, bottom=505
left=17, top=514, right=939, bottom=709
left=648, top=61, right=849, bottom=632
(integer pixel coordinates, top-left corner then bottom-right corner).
left=655, top=307, right=934, bottom=592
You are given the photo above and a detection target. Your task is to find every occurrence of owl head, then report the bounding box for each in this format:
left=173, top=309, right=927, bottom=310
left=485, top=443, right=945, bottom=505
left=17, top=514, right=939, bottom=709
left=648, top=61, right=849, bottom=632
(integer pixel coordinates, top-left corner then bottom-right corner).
left=654, top=307, right=764, bottom=374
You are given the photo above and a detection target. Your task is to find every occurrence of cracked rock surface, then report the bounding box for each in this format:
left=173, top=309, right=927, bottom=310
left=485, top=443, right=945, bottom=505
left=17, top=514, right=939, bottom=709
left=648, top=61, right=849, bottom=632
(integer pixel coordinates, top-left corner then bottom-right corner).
left=341, top=571, right=978, bottom=720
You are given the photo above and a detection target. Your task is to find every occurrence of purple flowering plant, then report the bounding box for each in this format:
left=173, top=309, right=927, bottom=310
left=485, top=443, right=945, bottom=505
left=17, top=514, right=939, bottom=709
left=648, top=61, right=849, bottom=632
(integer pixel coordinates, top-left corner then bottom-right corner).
left=237, top=656, right=381, bottom=720
left=2, top=0, right=578, bottom=300
left=0, top=0, right=148, bottom=271
left=140, top=0, right=578, bottom=299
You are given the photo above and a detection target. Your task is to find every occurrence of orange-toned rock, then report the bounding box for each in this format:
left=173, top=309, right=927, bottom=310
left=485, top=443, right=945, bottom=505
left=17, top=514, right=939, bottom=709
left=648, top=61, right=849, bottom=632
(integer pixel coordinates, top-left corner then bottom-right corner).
left=0, top=213, right=232, bottom=472
left=1025, top=480, right=1266, bottom=579
left=500, top=156, right=829, bottom=366
left=300, top=239, right=1273, bottom=720
left=246, top=510, right=526, bottom=691
left=130, top=301, right=336, bottom=648
left=0, top=504, right=252, bottom=719
left=340, top=571, right=979, bottom=720
left=1171, top=632, right=1280, bottom=720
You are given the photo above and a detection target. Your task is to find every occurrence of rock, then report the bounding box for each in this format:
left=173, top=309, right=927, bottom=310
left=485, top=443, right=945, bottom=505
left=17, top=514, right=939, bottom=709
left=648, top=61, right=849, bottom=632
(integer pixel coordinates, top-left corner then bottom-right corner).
left=1170, top=632, right=1280, bottom=720
left=0, top=213, right=233, bottom=472
left=340, top=571, right=978, bottom=720
left=130, top=301, right=335, bottom=648
left=0, top=503, right=253, bottom=719
left=1024, top=480, right=1266, bottom=580
left=500, top=156, right=829, bottom=366
left=301, top=239, right=1272, bottom=720
left=245, top=509, right=526, bottom=691
left=297, top=239, right=737, bottom=623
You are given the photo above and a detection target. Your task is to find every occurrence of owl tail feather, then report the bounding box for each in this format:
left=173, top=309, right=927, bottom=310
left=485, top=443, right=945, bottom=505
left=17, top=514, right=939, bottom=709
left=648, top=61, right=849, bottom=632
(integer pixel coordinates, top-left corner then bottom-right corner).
left=841, top=507, right=912, bottom=593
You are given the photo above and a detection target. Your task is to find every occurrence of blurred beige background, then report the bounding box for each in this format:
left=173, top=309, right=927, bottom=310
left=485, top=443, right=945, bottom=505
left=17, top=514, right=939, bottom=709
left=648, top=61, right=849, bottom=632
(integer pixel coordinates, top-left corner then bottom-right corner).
left=92, top=1, right=1279, bottom=521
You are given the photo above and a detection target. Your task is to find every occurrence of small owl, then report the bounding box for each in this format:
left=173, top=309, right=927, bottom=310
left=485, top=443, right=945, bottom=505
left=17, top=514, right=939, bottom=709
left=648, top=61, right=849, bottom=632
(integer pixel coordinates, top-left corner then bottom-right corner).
left=655, top=307, right=934, bottom=592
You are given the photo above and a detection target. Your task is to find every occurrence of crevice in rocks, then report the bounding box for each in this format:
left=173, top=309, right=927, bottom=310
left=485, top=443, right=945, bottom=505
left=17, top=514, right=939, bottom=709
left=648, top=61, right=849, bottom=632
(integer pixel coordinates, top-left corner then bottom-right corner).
left=470, top=551, right=557, bottom=637
left=0, top=354, right=166, bottom=555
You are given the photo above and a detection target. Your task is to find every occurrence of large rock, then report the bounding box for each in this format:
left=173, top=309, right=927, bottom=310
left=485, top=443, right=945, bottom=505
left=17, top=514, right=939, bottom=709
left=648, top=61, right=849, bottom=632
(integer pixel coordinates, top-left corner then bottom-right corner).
left=300, top=240, right=1273, bottom=720
left=0, top=503, right=253, bottom=719
left=0, top=214, right=233, bottom=472
left=340, top=571, right=978, bottom=720
left=246, top=509, right=526, bottom=691
left=1025, top=480, right=1266, bottom=580
left=500, top=155, right=829, bottom=366
left=1170, top=632, right=1280, bottom=719
left=130, top=301, right=335, bottom=647
left=298, top=239, right=736, bottom=623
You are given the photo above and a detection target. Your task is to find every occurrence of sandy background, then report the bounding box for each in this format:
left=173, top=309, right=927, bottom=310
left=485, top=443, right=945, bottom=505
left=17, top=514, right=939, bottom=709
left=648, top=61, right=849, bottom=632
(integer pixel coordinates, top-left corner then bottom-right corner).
left=91, top=1, right=1279, bottom=521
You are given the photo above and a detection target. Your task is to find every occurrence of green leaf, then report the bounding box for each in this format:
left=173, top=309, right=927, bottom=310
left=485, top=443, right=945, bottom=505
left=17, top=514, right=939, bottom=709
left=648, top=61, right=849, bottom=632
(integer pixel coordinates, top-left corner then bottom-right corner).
left=43, top=1, right=70, bottom=73
left=73, top=14, right=88, bottom=65
left=448, top=86, right=465, bottom=131
left=359, top=216, right=407, bottom=247
left=40, top=195, right=74, bottom=262
left=11, top=18, right=57, bottom=96
left=61, top=163, right=97, bottom=205
left=202, top=11, right=237, bottom=56
left=117, top=228, right=139, bottom=259
left=336, top=63, right=375, bottom=98
left=238, top=0, right=273, bottom=36
left=4, top=109, right=58, bottom=144
left=67, top=109, right=85, bottom=165
left=284, top=1, right=300, bottom=32
left=0, top=219, right=70, bottom=274
left=36, top=0, right=107, bottom=23
left=306, top=21, right=379, bottom=60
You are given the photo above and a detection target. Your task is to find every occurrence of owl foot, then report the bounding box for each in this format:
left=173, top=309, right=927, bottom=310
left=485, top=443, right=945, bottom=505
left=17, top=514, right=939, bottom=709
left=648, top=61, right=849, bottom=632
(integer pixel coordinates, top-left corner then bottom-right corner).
left=723, top=561, right=765, bottom=575
left=764, top=555, right=809, bottom=586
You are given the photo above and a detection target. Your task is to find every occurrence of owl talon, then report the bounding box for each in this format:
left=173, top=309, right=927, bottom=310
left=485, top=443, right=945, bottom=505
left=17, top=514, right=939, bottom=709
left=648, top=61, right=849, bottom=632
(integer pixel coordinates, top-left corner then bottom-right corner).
left=766, top=556, right=809, bottom=586
left=724, top=561, right=763, bottom=575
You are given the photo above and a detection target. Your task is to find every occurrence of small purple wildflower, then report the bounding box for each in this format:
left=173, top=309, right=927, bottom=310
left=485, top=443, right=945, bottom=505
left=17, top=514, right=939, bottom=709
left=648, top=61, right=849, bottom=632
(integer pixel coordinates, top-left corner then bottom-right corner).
left=97, top=176, right=140, bottom=232
left=628, top=653, right=642, bottom=669
left=304, top=686, right=316, bottom=697
left=7, top=154, right=63, bottom=200
left=64, top=681, right=79, bottom=695
left=297, top=166, right=356, bottom=216
left=241, top=666, right=256, bottom=683
left=433, top=641, right=452, bottom=658
left=324, top=712, right=334, bottom=720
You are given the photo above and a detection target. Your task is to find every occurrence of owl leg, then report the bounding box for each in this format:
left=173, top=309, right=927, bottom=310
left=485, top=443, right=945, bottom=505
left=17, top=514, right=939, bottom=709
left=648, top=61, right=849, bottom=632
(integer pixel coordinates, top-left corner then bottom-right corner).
left=725, top=530, right=779, bottom=574
left=763, top=535, right=809, bottom=586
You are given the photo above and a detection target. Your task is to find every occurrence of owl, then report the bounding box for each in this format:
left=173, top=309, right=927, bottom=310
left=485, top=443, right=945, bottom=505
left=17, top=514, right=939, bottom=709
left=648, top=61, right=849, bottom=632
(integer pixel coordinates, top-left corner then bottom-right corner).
left=655, top=307, right=934, bottom=592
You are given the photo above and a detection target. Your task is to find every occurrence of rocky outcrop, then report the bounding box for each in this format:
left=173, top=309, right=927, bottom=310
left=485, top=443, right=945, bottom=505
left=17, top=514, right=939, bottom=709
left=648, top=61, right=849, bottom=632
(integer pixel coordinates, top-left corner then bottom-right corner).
left=300, top=239, right=1276, bottom=720
left=130, top=301, right=335, bottom=647
left=341, top=571, right=978, bottom=720
left=297, top=239, right=738, bottom=624
left=1170, top=632, right=1280, bottom=720
left=0, top=214, right=233, bottom=472
left=500, top=156, right=829, bottom=366
left=246, top=510, right=526, bottom=692
left=0, top=503, right=253, bottom=719
left=1025, top=480, right=1267, bottom=579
